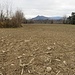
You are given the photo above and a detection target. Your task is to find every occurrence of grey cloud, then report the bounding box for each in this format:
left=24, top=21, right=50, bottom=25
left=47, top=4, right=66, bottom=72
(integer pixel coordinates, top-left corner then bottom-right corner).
left=0, top=0, right=75, bottom=18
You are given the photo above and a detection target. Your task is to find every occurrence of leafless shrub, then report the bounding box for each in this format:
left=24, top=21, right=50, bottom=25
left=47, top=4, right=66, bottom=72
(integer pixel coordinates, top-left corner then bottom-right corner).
left=0, top=5, right=25, bottom=28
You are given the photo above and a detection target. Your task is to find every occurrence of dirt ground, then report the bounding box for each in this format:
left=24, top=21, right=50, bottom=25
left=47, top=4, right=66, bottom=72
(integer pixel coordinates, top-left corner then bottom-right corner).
left=0, top=24, right=75, bottom=75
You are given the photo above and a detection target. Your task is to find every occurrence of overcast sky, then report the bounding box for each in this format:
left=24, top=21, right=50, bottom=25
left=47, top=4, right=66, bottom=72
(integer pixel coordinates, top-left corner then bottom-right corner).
left=0, top=0, right=75, bottom=19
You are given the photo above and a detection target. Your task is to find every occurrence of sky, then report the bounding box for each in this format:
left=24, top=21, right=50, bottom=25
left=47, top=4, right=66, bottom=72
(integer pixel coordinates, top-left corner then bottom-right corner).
left=0, top=0, right=75, bottom=19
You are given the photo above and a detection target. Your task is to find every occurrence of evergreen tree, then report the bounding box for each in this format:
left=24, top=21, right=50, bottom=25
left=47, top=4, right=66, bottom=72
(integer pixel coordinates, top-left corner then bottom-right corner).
left=67, top=12, right=75, bottom=24
left=71, top=12, right=75, bottom=24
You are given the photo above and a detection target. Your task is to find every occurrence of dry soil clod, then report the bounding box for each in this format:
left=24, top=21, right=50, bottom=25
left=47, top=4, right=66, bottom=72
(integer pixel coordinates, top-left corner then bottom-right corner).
left=46, top=67, right=52, bottom=72
left=63, top=60, right=67, bottom=65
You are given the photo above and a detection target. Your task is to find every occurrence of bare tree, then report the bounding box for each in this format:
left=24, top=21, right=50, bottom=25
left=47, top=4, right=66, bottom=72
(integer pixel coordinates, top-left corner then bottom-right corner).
left=63, top=15, right=67, bottom=24
left=11, top=10, right=24, bottom=27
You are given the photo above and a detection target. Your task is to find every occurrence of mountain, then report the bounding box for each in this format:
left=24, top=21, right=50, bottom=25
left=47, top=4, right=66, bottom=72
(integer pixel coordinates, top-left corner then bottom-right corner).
left=49, top=17, right=63, bottom=20
left=31, top=15, right=63, bottom=20
left=32, top=15, right=49, bottom=20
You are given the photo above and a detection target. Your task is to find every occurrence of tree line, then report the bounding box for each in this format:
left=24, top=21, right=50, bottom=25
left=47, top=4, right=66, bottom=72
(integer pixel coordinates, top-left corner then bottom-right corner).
left=25, top=12, right=75, bottom=24
left=27, top=13, right=75, bottom=25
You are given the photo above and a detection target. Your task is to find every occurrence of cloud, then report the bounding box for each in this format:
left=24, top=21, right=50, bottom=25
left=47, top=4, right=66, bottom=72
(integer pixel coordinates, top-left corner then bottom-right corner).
left=0, top=0, right=75, bottom=18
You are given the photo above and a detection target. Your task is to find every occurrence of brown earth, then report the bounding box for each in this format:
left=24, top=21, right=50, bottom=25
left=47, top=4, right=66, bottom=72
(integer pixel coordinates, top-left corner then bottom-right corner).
left=0, top=24, right=75, bottom=75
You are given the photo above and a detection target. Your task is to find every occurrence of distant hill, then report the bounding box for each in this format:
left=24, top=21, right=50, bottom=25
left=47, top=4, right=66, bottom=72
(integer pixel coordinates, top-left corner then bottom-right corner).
left=49, top=17, right=63, bottom=20
left=32, top=15, right=63, bottom=20
left=32, top=15, right=48, bottom=20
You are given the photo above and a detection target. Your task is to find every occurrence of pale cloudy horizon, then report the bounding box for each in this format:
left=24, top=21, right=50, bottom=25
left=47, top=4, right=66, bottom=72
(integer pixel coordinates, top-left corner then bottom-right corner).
left=0, top=0, right=75, bottom=19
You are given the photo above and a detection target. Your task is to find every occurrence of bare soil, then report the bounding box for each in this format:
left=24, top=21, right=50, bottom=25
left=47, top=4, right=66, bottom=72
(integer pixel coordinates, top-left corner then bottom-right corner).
left=0, top=24, right=75, bottom=75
